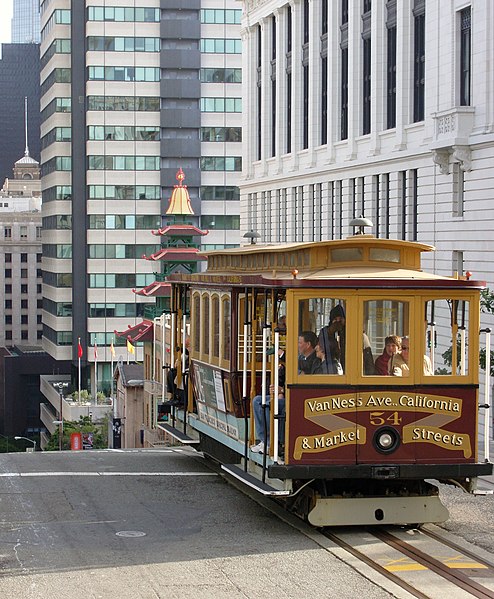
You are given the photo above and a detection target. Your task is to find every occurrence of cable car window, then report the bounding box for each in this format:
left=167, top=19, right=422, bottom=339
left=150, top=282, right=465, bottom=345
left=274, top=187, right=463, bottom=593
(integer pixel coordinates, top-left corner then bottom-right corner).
left=369, top=248, right=400, bottom=263
left=202, top=294, right=210, bottom=356
left=331, top=247, right=363, bottom=262
left=298, top=298, right=346, bottom=375
left=425, top=299, right=469, bottom=376
left=364, top=299, right=409, bottom=376
left=222, top=296, right=230, bottom=361
left=212, top=295, right=220, bottom=358
left=192, top=292, right=200, bottom=353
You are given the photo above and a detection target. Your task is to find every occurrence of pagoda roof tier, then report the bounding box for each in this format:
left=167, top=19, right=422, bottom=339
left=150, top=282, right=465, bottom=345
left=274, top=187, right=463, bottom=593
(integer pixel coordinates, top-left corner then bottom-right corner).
left=145, top=247, right=207, bottom=262
left=114, top=319, right=154, bottom=343
left=152, top=224, right=208, bottom=237
left=133, top=281, right=171, bottom=297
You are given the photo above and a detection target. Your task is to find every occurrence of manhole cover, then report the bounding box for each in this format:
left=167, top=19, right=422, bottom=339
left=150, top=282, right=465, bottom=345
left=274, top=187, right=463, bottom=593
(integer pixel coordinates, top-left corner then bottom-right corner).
left=116, top=530, right=147, bottom=538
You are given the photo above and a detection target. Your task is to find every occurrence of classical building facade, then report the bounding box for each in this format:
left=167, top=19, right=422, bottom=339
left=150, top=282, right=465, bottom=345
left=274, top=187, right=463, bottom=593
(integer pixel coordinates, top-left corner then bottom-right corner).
left=39, top=0, right=242, bottom=389
left=0, top=148, right=42, bottom=347
left=240, top=0, right=494, bottom=296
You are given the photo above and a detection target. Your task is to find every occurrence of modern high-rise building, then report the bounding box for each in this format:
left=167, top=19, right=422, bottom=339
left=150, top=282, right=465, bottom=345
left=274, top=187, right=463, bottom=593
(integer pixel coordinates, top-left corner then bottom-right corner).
left=40, top=0, right=242, bottom=391
left=11, top=0, right=41, bottom=44
left=0, top=44, right=40, bottom=182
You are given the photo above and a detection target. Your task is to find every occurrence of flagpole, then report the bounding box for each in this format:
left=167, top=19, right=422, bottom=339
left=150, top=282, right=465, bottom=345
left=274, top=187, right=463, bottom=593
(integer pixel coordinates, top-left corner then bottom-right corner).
left=94, top=343, right=98, bottom=399
left=111, top=338, right=115, bottom=417
left=78, top=337, right=81, bottom=403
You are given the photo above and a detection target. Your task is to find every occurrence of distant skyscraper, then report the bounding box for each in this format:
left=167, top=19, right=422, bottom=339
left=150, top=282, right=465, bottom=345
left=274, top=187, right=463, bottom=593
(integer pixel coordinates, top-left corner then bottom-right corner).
left=11, top=0, right=40, bottom=44
left=0, top=43, right=40, bottom=182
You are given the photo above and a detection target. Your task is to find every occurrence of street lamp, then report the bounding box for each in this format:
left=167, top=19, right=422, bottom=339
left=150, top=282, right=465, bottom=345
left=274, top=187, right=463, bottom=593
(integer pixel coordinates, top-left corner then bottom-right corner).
left=14, top=436, right=36, bottom=452
left=53, top=382, right=69, bottom=451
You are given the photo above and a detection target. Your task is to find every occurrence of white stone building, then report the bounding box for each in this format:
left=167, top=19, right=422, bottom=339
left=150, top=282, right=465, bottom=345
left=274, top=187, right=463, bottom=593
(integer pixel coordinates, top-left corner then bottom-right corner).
left=240, top=0, right=494, bottom=295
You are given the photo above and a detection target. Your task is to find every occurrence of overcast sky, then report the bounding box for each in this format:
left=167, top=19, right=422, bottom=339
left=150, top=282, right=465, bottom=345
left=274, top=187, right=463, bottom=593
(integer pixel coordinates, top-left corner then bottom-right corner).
left=0, top=0, right=13, bottom=45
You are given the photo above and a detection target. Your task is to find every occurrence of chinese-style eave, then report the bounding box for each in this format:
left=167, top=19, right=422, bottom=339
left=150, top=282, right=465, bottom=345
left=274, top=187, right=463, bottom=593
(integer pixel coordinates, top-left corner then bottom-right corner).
left=152, top=224, right=208, bottom=237
left=133, top=281, right=171, bottom=297
left=146, top=247, right=207, bottom=262
left=114, top=319, right=154, bottom=343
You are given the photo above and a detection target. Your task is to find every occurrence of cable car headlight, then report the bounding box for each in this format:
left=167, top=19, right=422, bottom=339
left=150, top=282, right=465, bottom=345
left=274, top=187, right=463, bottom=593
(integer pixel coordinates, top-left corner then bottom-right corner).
left=373, top=427, right=400, bottom=454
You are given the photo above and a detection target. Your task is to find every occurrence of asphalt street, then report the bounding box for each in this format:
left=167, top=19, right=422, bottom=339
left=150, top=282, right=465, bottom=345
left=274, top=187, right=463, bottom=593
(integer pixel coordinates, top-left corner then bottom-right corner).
left=0, top=448, right=395, bottom=599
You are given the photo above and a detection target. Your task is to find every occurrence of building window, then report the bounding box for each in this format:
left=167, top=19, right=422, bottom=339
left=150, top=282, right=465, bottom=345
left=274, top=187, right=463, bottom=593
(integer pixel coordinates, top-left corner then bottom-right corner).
left=21, top=284, right=28, bottom=294
left=5, top=300, right=12, bottom=309
left=411, top=169, right=418, bottom=241
left=286, top=5, right=292, bottom=154
left=5, top=269, right=12, bottom=278
left=21, top=315, right=28, bottom=325
left=200, top=68, right=241, bottom=83
left=271, top=15, right=277, bottom=158
left=87, top=66, right=160, bottom=82
left=21, top=269, right=28, bottom=278
left=200, top=39, right=242, bottom=54
left=400, top=171, right=407, bottom=240
left=257, top=24, right=262, bottom=161
left=37, top=253, right=42, bottom=263
left=452, top=250, right=464, bottom=276
left=21, top=299, right=28, bottom=309
left=5, top=284, right=12, bottom=294
left=386, top=2, right=397, bottom=129
left=21, top=254, right=28, bottom=262
left=459, top=7, right=471, bottom=106
left=4, top=227, right=12, bottom=238
left=87, top=96, right=160, bottom=111
left=413, top=1, right=425, bottom=122
left=362, top=38, right=372, bottom=134
left=87, top=7, right=160, bottom=22
left=453, top=163, right=465, bottom=217
left=201, top=127, right=241, bottom=142
left=200, top=98, right=242, bottom=113
left=200, top=9, right=242, bottom=24
left=5, top=315, right=12, bottom=325
left=200, top=157, right=242, bottom=171
left=341, top=46, right=348, bottom=140
left=200, top=216, right=240, bottom=230
left=21, top=331, right=28, bottom=340
left=87, top=36, right=160, bottom=52
left=5, top=331, right=12, bottom=341
left=5, top=253, right=11, bottom=262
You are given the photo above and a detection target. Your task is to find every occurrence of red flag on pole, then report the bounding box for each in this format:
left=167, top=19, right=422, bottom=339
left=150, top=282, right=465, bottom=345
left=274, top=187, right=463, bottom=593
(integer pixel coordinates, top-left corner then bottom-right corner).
left=94, top=342, right=98, bottom=360
left=78, top=338, right=83, bottom=359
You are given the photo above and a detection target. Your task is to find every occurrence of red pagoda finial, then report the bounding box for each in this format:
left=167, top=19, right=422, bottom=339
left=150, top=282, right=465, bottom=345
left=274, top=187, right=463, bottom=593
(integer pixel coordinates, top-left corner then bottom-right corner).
left=176, top=168, right=185, bottom=186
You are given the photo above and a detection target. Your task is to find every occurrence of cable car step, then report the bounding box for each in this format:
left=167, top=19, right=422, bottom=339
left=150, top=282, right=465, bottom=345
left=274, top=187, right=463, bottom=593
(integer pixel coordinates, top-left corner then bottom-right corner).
left=221, top=464, right=291, bottom=496
left=157, top=423, right=200, bottom=445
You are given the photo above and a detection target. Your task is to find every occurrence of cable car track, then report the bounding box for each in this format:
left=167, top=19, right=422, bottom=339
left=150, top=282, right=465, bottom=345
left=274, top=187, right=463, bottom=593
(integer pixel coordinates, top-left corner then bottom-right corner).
left=215, top=457, right=494, bottom=598
left=325, top=527, right=494, bottom=599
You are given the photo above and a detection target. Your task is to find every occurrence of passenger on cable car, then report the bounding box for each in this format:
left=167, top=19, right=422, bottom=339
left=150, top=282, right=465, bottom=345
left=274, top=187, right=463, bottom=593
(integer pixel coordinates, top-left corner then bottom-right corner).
left=164, top=336, right=190, bottom=407
left=318, top=304, right=346, bottom=374
left=374, top=335, right=401, bottom=375
left=298, top=331, right=320, bottom=374
left=391, top=336, right=434, bottom=376
left=251, top=352, right=285, bottom=455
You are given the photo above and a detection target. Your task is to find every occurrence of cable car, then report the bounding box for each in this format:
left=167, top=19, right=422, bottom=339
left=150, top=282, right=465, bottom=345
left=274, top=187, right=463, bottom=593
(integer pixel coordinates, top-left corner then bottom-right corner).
left=162, top=230, right=492, bottom=526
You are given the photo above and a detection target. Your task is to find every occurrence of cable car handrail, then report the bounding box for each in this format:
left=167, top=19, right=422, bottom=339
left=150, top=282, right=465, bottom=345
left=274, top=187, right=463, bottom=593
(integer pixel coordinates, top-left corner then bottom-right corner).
left=480, top=328, right=491, bottom=463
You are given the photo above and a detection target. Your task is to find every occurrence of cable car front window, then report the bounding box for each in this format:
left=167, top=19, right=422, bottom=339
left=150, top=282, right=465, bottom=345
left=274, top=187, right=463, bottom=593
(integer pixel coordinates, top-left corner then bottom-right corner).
left=298, top=298, right=346, bottom=375
left=364, top=299, right=409, bottom=376
left=425, top=299, right=469, bottom=376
